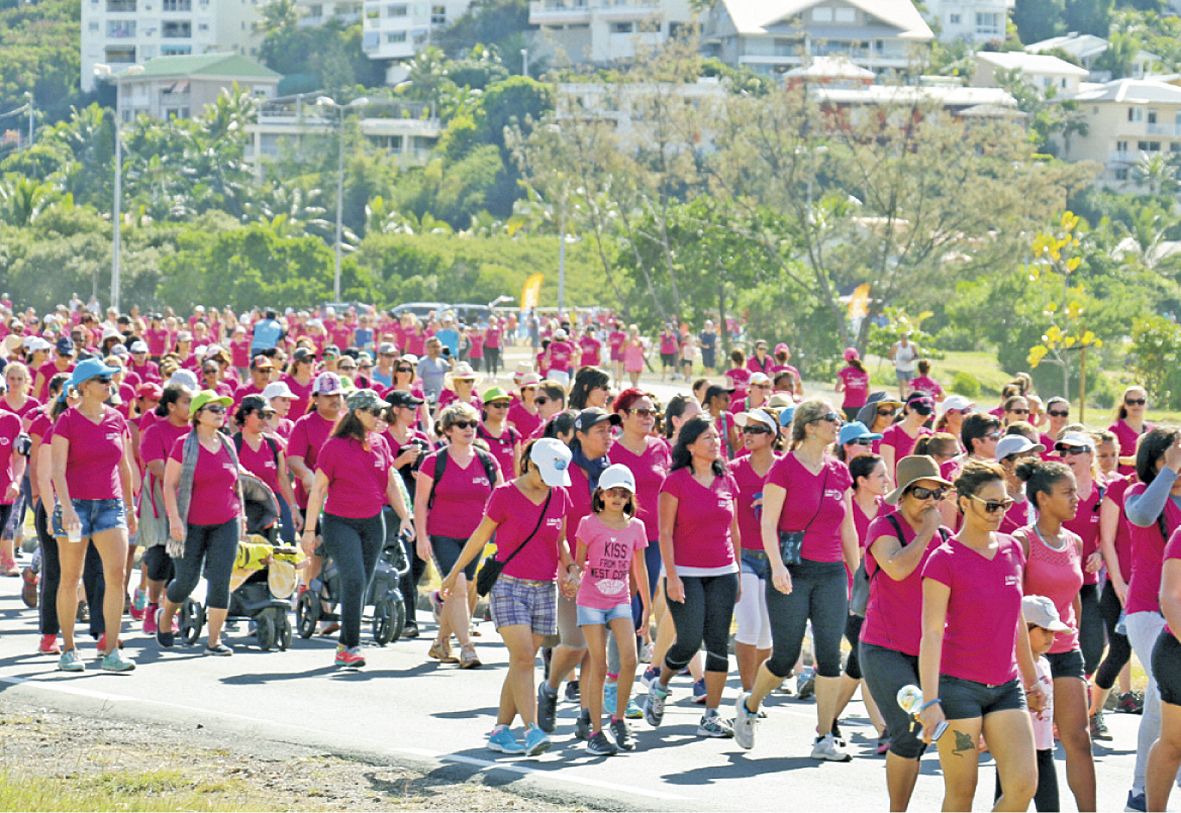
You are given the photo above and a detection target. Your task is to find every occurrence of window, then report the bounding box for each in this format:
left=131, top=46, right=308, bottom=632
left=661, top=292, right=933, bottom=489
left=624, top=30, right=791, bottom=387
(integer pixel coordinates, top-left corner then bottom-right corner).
left=362, top=30, right=379, bottom=48
left=1128, top=107, right=1143, bottom=122
left=1115, top=168, right=1129, bottom=180
left=105, top=45, right=137, bottom=62
left=161, top=43, right=192, bottom=54
left=162, top=20, right=192, bottom=37
left=387, top=3, right=407, bottom=15
left=1171, top=142, right=1181, bottom=152
left=949, top=13, right=960, bottom=24
left=89, top=21, right=100, bottom=31
left=811, top=6, right=833, bottom=21
left=1117, top=140, right=1128, bottom=152
left=431, top=4, right=445, bottom=24
left=833, top=7, right=854, bottom=22
left=107, top=12, right=136, bottom=28
left=1136, top=141, right=1161, bottom=151
left=611, top=21, right=633, bottom=33
left=385, top=30, right=406, bottom=42
left=975, top=12, right=1000, bottom=33
left=1149, top=110, right=1158, bottom=124
left=162, top=0, right=191, bottom=10
left=106, top=0, right=137, bottom=11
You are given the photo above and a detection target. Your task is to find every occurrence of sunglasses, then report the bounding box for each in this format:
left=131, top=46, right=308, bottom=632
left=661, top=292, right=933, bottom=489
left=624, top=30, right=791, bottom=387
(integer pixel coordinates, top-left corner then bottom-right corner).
left=811, top=412, right=842, bottom=424
left=742, top=426, right=772, bottom=436
left=947, top=408, right=973, bottom=416
left=968, top=494, right=1015, bottom=514
left=877, top=407, right=896, bottom=416
left=488, top=401, right=510, bottom=408
left=257, top=410, right=276, bottom=419
left=908, top=486, right=949, bottom=501
left=364, top=407, right=385, bottom=418
left=984, top=431, right=1002, bottom=440
left=1048, top=410, right=1070, bottom=418
left=1125, top=398, right=1147, bottom=406
left=849, top=437, right=875, bottom=446
left=628, top=408, right=656, bottom=417
left=1007, top=408, right=1030, bottom=415
left=1056, top=445, right=1092, bottom=456
left=202, top=404, right=226, bottom=415
left=534, top=396, right=550, bottom=406
left=449, top=420, right=476, bottom=430
left=338, top=365, right=357, bottom=371
left=203, top=368, right=219, bottom=375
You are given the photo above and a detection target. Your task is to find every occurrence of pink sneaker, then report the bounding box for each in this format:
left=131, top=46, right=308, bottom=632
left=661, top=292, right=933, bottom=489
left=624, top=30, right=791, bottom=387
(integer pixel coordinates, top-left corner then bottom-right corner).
left=38, top=634, right=60, bottom=655
left=143, top=603, right=159, bottom=635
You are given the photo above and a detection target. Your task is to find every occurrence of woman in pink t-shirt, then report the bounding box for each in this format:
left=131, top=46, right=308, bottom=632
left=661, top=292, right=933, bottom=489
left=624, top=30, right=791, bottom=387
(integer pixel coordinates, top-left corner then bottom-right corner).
left=834, top=348, right=870, bottom=422
left=234, top=395, right=300, bottom=545
left=1109, top=385, right=1151, bottom=475
left=439, top=438, right=574, bottom=757
left=733, top=399, right=857, bottom=759
left=622, top=327, right=646, bottom=388
left=50, top=359, right=139, bottom=673
left=646, top=416, right=740, bottom=738
left=1012, top=458, right=1095, bottom=811
left=415, top=402, right=503, bottom=669
left=879, top=391, right=934, bottom=482
left=916, top=461, right=1044, bottom=812
left=574, top=464, right=651, bottom=754
left=158, top=391, right=242, bottom=657
left=302, top=389, right=410, bottom=669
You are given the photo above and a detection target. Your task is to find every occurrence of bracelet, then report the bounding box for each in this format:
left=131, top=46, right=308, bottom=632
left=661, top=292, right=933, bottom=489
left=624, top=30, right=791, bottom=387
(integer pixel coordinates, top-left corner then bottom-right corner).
left=918, top=698, right=942, bottom=712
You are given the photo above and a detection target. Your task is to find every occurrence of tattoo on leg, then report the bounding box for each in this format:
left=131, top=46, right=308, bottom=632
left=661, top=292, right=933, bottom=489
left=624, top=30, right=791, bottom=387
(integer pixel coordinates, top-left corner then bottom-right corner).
left=952, top=729, right=974, bottom=756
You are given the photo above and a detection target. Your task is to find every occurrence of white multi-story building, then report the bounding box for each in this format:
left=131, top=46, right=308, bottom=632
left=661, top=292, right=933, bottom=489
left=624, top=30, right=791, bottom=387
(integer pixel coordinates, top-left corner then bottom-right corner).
left=360, top=0, right=473, bottom=62
left=971, top=51, right=1088, bottom=97
left=296, top=1, right=362, bottom=27
left=921, top=0, right=1011, bottom=44
left=81, top=0, right=264, bottom=92
left=702, top=0, right=934, bottom=77
left=529, top=0, right=695, bottom=66
left=1024, top=33, right=1159, bottom=82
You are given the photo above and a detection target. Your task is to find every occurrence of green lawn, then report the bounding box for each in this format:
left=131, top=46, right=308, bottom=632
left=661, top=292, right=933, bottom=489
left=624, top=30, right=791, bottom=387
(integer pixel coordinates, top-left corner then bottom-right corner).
left=0, top=769, right=275, bottom=812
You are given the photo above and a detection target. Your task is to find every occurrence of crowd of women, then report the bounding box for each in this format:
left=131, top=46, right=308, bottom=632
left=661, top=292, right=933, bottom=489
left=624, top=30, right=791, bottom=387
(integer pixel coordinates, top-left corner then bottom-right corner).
left=2, top=297, right=1181, bottom=811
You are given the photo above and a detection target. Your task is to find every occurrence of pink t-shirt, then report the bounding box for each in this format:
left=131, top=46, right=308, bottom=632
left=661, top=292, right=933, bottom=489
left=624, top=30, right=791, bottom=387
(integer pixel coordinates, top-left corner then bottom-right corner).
left=145, top=327, right=170, bottom=357
left=1063, top=481, right=1102, bottom=585
left=922, top=533, right=1026, bottom=685
left=909, top=375, right=944, bottom=398
left=548, top=340, right=575, bottom=373
left=725, top=367, right=752, bottom=389
left=660, top=333, right=679, bottom=355
left=767, top=454, right=852, bottom=563
left=1126, top=483, right=1181, bottom=614
left=486, top=482, right=572, bottom=581
left=287, top=411, right=336, bottom=508
left=282, top=373, right=315, bottom=418
left=236, top=433, right=281, bottom=494
left=1022, top=526, right=1083, bottom=654
left=168, top=435, right=241, bottom=526
left=608, top=437, right=672, bottom=541
left=507, top=401, right=541, bottom=439
left=420, top=449, right=500, bottom=538
left=729, top=453, right=781, bottom=552
left=476, top=423, right=520, bottom=481
left=0, top=412, right=21, bottom=503
left=230, top=338, right=251, bottom=369
left=881, top=424, right=932, bottom=474
left=579, top=335, right=601, bottom=368
left=837, top=366, right=870, bottom=409
left=576, top=514, right=648, bottom=609
left=484, top=326, right=502, bottom=349
left=53, top=406, right=128, bottom=500
left=139, top=419, right=189, bottom=518
left=862, top=511, right=944, bottom=657
left=658, top=467, right=739, bottom=573
left=608, top=331, right=627, bottom=361
left=1106, top=474, right=1134, bottom=579
left=1109, top=419, right=1151, bottom=475
left=317, top=434, right=393, bottom=518
left=853, top=497, right=884, bottom=548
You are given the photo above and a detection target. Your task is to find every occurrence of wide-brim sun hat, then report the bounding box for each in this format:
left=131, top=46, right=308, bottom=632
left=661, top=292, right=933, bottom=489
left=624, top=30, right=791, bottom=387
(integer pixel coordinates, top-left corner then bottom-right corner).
left=884, top=455, right=953, bottom=505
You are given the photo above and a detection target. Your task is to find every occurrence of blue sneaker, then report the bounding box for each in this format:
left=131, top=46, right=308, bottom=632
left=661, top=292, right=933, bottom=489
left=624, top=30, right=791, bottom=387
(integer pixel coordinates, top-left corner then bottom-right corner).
left=100, top=648, right=136, bottom=673
left=486, top=725, right=525, bottom=755
left=625, top=698, right=643, bottom=719
left=642, top=665, right=661, bottom=691
left=604, top=681, right=618, bottom=717
left=692, top=678, right=707, bottom=705
left=57, top=649, right=85, bottom=673
left=1126, top=790, right=1146, bottom=812
left=523, top=723, right=551, bottom=757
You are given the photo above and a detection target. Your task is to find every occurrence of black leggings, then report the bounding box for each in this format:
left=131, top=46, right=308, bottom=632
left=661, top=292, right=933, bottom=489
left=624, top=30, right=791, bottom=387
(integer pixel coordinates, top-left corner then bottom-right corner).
left=1079, top=582, right=1105, bottom=675
left=1095, top=580, right=1133, bottom=691
left=35, top=503, right=105, bottom=637
left=167, top=519, right=238, bottom=610
left=664, top=573, right=738, bottom=674
left=765, top=558, right=847, bottom=678
left=844, top=613, right=864, bottom=681
left=323, top=511, right=385, bottom=649
left=995, top=748, right=1058, bottom=812
left=485, top=347, right=501, bottom=376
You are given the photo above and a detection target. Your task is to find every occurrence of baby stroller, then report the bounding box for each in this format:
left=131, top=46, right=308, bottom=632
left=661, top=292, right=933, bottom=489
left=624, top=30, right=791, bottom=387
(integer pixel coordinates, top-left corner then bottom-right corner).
left=296, top=506, right=410, bottom=646
left=177, top=473, right=301, bottom=651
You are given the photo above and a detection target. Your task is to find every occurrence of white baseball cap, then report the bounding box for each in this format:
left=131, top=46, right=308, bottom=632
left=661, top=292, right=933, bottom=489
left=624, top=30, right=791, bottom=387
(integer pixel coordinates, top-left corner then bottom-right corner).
left=1022, top=595, right=1071, bottom=632
left=995, top=434, right=1045, bottom=462
left=530, top=438, right=572, bottom=487
left=749, top=372, right=771, bottom=386
left=130, top=340, right=148, bottom=354
left=734, top=408, right=778, bottom=434
left=167, top=369, right=199, bottom=390
left=940, top=395, right=975, bottom=414
left=262, top=381, right=296, bottom=401
left=598, top=463, right=636, bottom=493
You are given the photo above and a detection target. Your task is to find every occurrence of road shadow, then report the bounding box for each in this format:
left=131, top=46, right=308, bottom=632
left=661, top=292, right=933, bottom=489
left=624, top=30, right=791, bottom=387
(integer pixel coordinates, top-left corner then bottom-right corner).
left=661, top=753, right=820, bottom=784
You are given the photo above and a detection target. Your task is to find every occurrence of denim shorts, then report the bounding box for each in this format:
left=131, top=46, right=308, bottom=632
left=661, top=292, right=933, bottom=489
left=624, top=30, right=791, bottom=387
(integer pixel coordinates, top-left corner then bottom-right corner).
left=741, top=549, right=771, bottom=580
left=940, top=675, right=1026, bottom=720
left=53, top=498, right=127, bottom=539
left=431, top=535, right=477, bottom=580
left=1045, top=648, right=1086, bottom=681
left=489, top=575, right=557, bottom=636
left=577, top=602, right=632, bottom=627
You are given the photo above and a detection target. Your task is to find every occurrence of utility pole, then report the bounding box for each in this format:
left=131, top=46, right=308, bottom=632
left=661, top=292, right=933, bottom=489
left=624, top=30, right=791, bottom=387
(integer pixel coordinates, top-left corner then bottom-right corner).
left=24, top=92, right=33, bottom=146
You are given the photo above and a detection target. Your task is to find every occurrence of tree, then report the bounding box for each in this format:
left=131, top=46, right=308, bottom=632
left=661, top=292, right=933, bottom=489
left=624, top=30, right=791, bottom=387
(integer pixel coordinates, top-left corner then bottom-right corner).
left=1013, top=0, right=1065, bottom=44
left=1064, top=0, right=1115, bottom=37
left=256, top=0, right=299, bottom=35
left=435, top=0, right=533, bottom=74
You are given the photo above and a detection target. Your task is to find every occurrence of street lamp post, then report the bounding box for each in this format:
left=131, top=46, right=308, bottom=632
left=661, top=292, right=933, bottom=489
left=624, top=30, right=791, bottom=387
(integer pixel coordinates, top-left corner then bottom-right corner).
left=95, top=63, right=142, bottom=313
left=23, top=92, right=33, bottom=146
left=316, top=96, right=369, bottom=303
left=521, top=48, right=529, bottom=78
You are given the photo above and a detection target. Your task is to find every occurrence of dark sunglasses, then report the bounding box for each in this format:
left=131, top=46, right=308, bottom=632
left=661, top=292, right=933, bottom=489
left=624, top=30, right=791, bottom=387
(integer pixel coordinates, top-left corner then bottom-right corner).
left=1125, top=398, right=1147, bottom=406
left=969, top=494, right=1015, bottom=514
left=628, top=408, right=656, bottom=417
left=811, top=412, right=842, bottom=424
left=877, top=407, right=896, bottom=416
left=742, top=426, right=772, bottom=436
left=534, top=396, right=550, bottom=406
left=365, top=407, right=385, bottom=418
left=338, top=364, right=357, bottom=371
left=1048, top=410, right=1070, bottom=418
left=849, top=437, right=875, bottom=446
left=202, top=404, right=226, bottom=415
left=985, top=431, right=1002, bottom=440
left=449, top=420, right=476, bottom=430
left=487, top=401, right=510, bottom=408
left=396, top=366, right=413, bottom=374
left=908, top=486, right=948, bottom=501
left=1056, top=445, right=1092, bottom=456
left=1008, top=408, right=1030, bottom=415
left=203, top=368, right=219, bottom=375
left=947, top=408, right=973, bottom=416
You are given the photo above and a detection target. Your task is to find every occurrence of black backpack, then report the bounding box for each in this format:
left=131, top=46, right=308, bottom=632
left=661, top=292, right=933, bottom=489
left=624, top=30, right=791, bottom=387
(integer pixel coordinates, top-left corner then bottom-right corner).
left=426, top=447, right=498, bottom=510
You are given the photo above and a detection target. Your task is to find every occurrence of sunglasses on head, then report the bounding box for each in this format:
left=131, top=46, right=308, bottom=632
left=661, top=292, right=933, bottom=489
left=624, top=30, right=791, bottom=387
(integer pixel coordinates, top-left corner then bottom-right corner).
left=449, top=420, right=476, bottom=430
left=1048, top=409, right=1069, bottom=418
left=1125, top=398, right=1147, bottom=406
left=968, top=494, right=1015, bottom=514
left=908, top=486, right=948, bottom=501
left=628, top=407, right=655, bottom=417
left=742, top=426, right=772, bottom=436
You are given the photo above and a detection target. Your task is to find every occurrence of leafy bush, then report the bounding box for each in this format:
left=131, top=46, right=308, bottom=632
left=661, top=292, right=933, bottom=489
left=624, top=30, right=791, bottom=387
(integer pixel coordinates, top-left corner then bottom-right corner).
left=950, top=371, right=981, bottom=398
left=1129, top=314, right=1181, bottom=410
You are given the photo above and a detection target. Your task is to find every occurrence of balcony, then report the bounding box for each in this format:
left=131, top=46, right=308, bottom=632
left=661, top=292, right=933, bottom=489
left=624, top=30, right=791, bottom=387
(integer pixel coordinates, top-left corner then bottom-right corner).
left=529, top=0, right=592, bottom=25
left=598, top=0, right=661, bottom=21
left=1147, top=122, right=1181, bottom=137
left=107, top=0, right=137, bottom=12
left=162, top=21, right=192, bottom=38
left=162, top=0, right=192, bottom=10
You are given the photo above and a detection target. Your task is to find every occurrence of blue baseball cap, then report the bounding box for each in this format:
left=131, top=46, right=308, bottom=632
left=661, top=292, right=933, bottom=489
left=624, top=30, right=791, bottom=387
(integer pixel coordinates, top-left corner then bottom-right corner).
left=777, top=405, right=797, bottom=427
left=839, top=421, right=883, bottom=446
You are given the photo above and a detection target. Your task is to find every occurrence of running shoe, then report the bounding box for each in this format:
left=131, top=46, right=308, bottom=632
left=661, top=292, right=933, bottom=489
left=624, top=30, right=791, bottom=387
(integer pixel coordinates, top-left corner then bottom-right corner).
left=1104, top=691, right=1119, bottom=711
left=428, top=639, right=458, bottom=664
left=130, top=587, right=147, bottom=621
left=486, top=725, right=525, bottom=754
left=1118, top=691, right=1145, bottom=715
left=1090, top=712, right=1112, bottom=742
left=459, top=644, right=481, bottom=669
left=1126, top=790, right=1147, bottom=812
left=811, top=732, right=851, bottom=762
left=205, top=642, right=234, bottom=657
left=57, top=649, right=84, bottom=672
left=96, top=634, right=123, bottom=656
left=469, top=620, right=482, bottom=637
left=100, top=648, right=136, bottom=673
left=574, top=708, right=592, bottom=741
left=20, top=566, right=38, bottom=608
left=609, top=718, right=636, bottom=752
left=644, top=684, right=669, bottom=727
left=691, top=678, right=707, bottom=705
left=797, top=667, right=816, bottom=700
left=832, top=720, right=846, bottom=747
left=587, top=730, right=619, bottom=756
left=733, top=692, right=758, bottom=750
left=522, top=723, right=551, bottom=757
left=697, top=710, right=734, bottom=738
left=402, top=623, right=419, bottom=640
left=38, top=634, right=60, bottom=655
left=2, top=556, right=19, bottom=577
left=536, top=682, right=558, bottom=733
left=143, top=603, right=159, bottom=635
left=625, top=698, right=643, bottom=719
left=565, top=679, right=580, bottom=701
left=155, top=608, right=175, bottom=648
left=335, top=645, right=366, bottom=669
left=604, top=681, right=618, bottom=717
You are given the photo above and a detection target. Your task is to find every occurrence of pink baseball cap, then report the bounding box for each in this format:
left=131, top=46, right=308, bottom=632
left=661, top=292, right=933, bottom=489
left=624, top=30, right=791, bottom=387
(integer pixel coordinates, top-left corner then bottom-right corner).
left=774, top=343, right=790, bottom=355
left=844, top=347, right=859, bottom=361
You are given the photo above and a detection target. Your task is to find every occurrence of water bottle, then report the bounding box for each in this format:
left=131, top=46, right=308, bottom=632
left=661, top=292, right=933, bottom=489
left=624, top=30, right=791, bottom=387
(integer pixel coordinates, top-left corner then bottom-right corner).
left=897, top=684, right=948, bottom=741
left=1116, top=610, right=1128, bottom=637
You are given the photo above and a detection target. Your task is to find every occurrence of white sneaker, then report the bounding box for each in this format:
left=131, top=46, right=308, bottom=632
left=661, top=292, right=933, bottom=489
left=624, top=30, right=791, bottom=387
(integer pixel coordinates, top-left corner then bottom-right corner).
left=733, top=692, right=758, bottom=750
left=810, top=732, right=851, bottom=762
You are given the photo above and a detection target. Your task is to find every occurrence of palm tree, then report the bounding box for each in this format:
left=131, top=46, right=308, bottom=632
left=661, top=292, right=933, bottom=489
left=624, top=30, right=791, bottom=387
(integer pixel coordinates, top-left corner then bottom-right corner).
left=256, top=0, right=299, bottom=34
left=0, top=177, right=56, bottom=227
left=1133, top=152, right=1179, bottom=198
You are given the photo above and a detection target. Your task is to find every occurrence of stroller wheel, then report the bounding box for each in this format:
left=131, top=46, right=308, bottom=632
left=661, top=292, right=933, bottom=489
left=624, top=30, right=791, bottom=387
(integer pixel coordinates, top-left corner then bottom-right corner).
left=389, top=591, right=407, bottom=644
left=255, top=611, right=276, bottom=652
left=296, top=592, right=319, bottom=639
left=179, top=598, right=204, bottom=646
left=372, top=598, right=394, bottom=646
left=278, top=613, right=293, bottom=651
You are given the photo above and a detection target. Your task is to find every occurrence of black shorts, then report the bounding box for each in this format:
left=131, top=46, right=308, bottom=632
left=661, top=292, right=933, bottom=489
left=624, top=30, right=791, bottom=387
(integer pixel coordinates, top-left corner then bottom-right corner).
left=432, top=535, right=477, bottom=580
left=860, top=642, right=927, bottom=759
left=1045, top=648, right=1086, bottom=681
left=660, top=352, right=676, bottom=368
left=142, top=544, right=174, bottom=583
left=940, top=675, right=1025, bottom=720
left=1154, top=630, right=1181, bottom=706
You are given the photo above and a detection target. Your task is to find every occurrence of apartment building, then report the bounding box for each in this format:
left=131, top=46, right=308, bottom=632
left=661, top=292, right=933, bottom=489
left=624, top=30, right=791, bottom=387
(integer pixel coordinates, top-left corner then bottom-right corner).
left=295, top=1, right=362, bottom=27
left=360, top=0, right=473, bottom=62
left=528, top=0, right=695, bottom=65
left=702, top=0, right=934, bottom=77
left=1024, top=32, right=1159, bottom=81
left=1058, top=78, right=1181, bottom=188
left=114, top=53, right=279, bottom=122
left=971, top=51, right=1088, bottom=96
left=81, top=0, right=264, bottom=92
left=921, top=0, right=1010, bottom=43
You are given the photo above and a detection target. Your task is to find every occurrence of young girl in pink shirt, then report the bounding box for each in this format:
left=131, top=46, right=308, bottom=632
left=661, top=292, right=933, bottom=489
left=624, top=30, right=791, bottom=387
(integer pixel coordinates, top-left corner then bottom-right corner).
left=574, top=464, right=651, bottom=756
